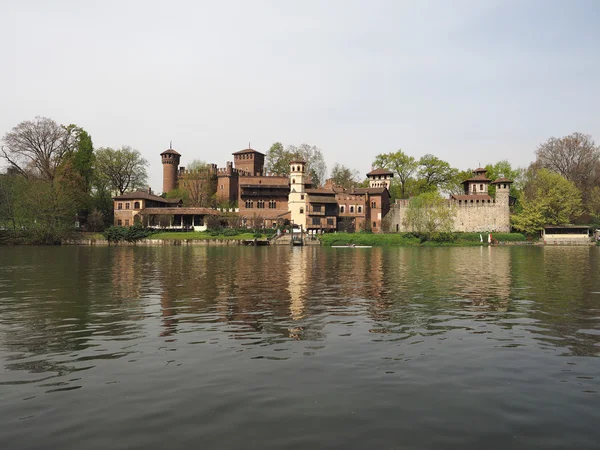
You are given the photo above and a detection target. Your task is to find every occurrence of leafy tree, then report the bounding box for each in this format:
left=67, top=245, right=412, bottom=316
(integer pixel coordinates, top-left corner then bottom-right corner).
left=373, top=150, right=417, bottom=199
left=330, top=163, right=359, bottom=189
left=512, top=169, right=582, bottom=234
left=1, top=116, right=74, bottom=182
left=585, top=186, right=600, bottom=223
left=446, top=169, right=474, bottom=195
left=484, top=160, right=524, bottom=198
left=264, top=142, right=327, bottom=186
left=403, top=191, right=456, bottom=233
left=65, top=125, right=94, bottom=193
left=177, top=159, right=216, bottom=207
left=417, top=154, right=458, bottom=193
left=94, top=146, right=148, bottom=195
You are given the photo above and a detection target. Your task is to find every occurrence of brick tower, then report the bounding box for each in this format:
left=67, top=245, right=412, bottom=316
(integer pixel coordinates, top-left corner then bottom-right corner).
left=161, top=146, right=181, bottom=194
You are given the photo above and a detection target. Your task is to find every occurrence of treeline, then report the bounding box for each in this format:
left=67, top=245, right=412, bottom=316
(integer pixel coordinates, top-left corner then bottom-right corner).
left=0, top=116, right=148, bottom=243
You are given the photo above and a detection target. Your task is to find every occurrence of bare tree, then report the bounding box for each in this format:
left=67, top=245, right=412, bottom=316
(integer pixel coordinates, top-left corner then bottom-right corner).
left=535, top=133, right=599, bottom=191
left=179, top=160, right=216, bottom=207
left=1, top=117, right=74, bottom=181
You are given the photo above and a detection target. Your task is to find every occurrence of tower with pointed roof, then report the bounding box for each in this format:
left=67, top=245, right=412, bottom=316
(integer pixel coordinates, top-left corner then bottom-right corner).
left=366, top=168, right=394, bottom=189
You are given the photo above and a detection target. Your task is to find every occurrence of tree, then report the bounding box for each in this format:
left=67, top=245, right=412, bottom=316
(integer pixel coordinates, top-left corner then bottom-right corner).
left=484, top=160, right=524, bottom=198
left=535, top=133, right=599, bottom=192
left=264, top=142, right=327, bottom=186
left=178, top=160, right=216, bottom=207
left=587, top=186, right=600, bottom=223
left=330, top=163, right=359, bottom=189
left=1, top=116, right=74, bottom=182
left=446, top=169, right=474, bottom=196
left=403, top=191, right=456, bottom=233
left=512, top=169, right=582, bottom=234
left=94, top=146, right=148, bottom=195
left=417, top=154, right=458, bottom=193
left=373, top=150, right=417, bottom=199
left=65, top=125, right=94, bottom=193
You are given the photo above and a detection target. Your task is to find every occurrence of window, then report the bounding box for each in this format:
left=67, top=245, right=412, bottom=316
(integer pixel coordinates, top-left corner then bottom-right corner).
left=125, top=202, right=130, bottom=209
left=300, top=194, right=304, bottom=200
left=257, top=200, right=265, bottom=209
left=221, top=185, right=224, bottom=190
left=312, top=217, right=320, bottom=225
left=292, top=178, right=295, bottom=184
left=396, top=224, right=399, bottom=232
left=269, top=200, right=276, bottom=209
left=480, top=184, right=483, bottom=191
left=300, top=208, right=304, bottom=214
left=118, top=203, right=123, bottom=210
left=313, top=205, right=322, bottom=213
left=327, top=218, right=334, bottom=225
left=473, top=185, right=477, bottom=192
left=373, top=221, right=376, bottom=228
left=340, top=206, right=345, bottom=213
left=134, top=202, right=140, bottom=209
left=117, top=219, right=122, bottom=226
left=371, top=201, right=376, bottom=208
left=358, top=206, right=362, bottom=213
left=245, top=200, right=253, bottom=208
left=350, top=206, right=354, bottom=213
left=125, top=219, right=130, bottom=226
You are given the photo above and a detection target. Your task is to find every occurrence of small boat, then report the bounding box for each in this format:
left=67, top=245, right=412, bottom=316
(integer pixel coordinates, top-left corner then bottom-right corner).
left=331, top=245, right=372, bottom=248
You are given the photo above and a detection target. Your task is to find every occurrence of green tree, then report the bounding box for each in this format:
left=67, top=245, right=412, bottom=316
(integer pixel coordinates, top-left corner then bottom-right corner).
left=178, top=159, right=216, bottom=207
left=373, top=150, right=417, bottom=199
left=330, top=163, right=359, bottom=189
left=403, top=191, right=456, bottom=233
left=417, top=154, right=458, bottom=193
left=484, top=160, right=524, bottom=198
left=512, top=169, right=582, bottom=234
left=587, top=186, right=600, bottom=223
left=65, top=125, right=94, bottom=193
left=95, top=146, right=148, bottom=195
left=264, top=142, right=327, bottom=186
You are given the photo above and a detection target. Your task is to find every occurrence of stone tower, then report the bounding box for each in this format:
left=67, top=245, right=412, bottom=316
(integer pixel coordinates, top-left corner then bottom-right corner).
left=161, top=147, right=181, bottom=194
left=288, top=161, right=307, bottom=230
left=492, top=177, right=512, bottom=206
left=366, top=168, right=394, bottom=189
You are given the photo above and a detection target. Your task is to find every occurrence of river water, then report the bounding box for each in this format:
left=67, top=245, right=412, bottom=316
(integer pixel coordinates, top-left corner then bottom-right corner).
left=1, top=245, right=599, bottom=449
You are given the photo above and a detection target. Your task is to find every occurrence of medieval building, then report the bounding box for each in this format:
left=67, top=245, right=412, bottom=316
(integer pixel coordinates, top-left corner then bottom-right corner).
left=385, top=168, right=513, bottom=233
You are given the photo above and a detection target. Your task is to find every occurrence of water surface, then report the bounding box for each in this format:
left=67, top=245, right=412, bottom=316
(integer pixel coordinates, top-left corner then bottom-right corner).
left=1, top=245, right=599, bottom=449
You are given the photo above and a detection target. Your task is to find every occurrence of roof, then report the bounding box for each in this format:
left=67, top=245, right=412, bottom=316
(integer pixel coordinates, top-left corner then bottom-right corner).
left=543, top=225, right=590, bottom=229
left=352, top=187, right=388, bottom=195
left=114, top=190, right=170, bottom=202
left=290, top=160, right=305, bottom=164
left=451, top=194, right=493, bottom=201
left=305, top=188, right=335, bottom=195
left=492, top=177, right=513, bottom=184
left=473, top=167, right=487, bottom=173
left=232, top=148, right=265, bottom=156
left=366, top=168, right=394, bottom=176
left=462, top=175, right=491, bottom=183
left=240, top=184, right=289, bottom=189
left=139, top=207, right=217, bottom=215
left=307, top=195, right=339, bottom=204
left=160, top=149, right=181, bottom=156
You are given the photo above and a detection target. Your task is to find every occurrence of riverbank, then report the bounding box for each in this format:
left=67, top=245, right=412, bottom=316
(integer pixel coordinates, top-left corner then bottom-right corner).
left=319, top=232, right=530, bottom=247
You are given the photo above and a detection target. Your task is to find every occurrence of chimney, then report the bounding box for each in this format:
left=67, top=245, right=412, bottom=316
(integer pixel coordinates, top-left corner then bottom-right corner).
left=147, top=187, right=153, bottom=195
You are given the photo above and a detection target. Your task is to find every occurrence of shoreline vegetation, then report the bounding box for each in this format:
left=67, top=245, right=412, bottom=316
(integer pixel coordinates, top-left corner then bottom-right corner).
left=1, top=227, right=534, bottom=246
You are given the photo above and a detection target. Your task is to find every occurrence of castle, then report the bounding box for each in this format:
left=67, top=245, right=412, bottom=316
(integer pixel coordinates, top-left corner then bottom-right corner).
left=113, top=146, right=512, bottom=234
left=385, top=167, right=513, bottom=233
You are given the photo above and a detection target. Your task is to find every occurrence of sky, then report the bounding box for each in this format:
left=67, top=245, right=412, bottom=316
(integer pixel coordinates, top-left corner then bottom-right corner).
left=1, top=0, right=599, bottom=192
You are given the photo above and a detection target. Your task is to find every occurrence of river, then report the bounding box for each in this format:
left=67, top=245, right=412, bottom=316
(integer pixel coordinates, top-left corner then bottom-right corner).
left=1, top=245, right=599, bottom=449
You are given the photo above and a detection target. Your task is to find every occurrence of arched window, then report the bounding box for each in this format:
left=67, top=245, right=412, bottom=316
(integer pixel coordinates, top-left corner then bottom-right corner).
left=373, top=221, right=376, bottom=228
left=350, top=206, right=354, bottom=213
left=292, top=178, right=295, bottom=184
left=358, top=206, right=362, bottom=213
left=134, top=201, right=140, bottom=209
left=340, top=206, right=345, bottom=213
left=246, top=200, right=253, bottom=208
left=257, top=200, right=265, bottom=209
left=396, top=224, right=399, bottom=232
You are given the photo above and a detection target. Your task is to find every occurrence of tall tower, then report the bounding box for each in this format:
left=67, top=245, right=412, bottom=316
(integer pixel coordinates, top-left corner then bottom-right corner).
left=288, top=161, right=307, bottom=230
left=492, top=177, right=512, bottom=206
left=161, top=147, right=181, bottom=193
left=492, top=177, right=513, bottom=232
left=366, top=168, right=394, bottom=189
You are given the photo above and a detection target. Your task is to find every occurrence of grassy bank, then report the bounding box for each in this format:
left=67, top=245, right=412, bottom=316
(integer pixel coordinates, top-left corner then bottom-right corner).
left=320, top=232, right=528, bottom=247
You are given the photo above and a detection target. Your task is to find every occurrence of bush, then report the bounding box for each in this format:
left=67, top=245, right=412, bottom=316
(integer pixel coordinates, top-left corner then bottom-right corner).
left=103, top=224, right=156, bottom=243
left=253, top=232, right=263, bottom=238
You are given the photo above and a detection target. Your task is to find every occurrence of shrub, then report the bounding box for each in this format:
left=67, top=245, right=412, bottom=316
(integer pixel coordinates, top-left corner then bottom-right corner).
left=103, top=224, right=156, bottom=243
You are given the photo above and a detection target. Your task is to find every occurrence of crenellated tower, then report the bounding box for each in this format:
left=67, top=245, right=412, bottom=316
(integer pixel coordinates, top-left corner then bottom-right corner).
left=161, top=147, right=181, bottom=193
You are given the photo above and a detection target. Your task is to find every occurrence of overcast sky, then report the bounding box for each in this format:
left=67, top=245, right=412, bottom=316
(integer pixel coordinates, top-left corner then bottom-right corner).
left=1, top=0, right=599, bottom=191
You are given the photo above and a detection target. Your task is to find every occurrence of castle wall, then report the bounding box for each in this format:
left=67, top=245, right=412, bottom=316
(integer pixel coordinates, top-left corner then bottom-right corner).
left=386, top=195, right=510, bottom=233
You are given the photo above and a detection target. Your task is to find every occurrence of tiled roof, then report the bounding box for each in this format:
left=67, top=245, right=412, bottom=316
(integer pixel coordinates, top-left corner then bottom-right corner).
left=114, top=190, right=170, bottom=202
left=367, top=168, right=394, bottom=176
left=139, top=207, right=217, bottom=215
left=462, top=175, right=491, bottom=183
left=305, top=188, right=335, bottom=195
left=352, top=187, right=388, bottom=195
left=232, top=148, right=266, bottom=156
left=492, top=177, right=513, bottom=183
left=160, top=149, right=181, bottom=156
